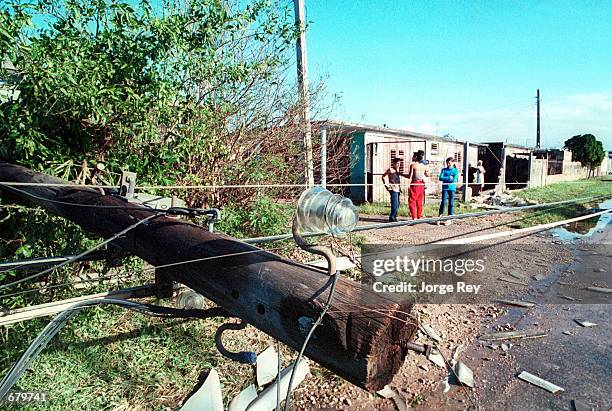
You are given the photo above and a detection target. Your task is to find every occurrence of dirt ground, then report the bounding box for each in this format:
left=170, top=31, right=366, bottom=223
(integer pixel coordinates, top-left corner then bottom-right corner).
left=290, top=212, right=590, bottom=410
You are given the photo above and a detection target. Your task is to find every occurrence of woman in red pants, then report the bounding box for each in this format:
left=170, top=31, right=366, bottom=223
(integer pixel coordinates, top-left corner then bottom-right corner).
left=408, top=151, right=430, bottom=219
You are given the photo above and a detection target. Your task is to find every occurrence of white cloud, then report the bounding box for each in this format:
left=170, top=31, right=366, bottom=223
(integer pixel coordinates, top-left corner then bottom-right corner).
left=401, top=91, right=612, bottom=149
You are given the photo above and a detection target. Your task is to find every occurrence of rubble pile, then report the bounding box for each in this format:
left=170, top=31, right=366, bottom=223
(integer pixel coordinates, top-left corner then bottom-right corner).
left=470, top=190, right=537, bottom=208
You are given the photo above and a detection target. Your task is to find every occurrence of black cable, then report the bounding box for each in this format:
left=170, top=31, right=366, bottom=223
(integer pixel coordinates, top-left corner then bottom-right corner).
left=283, top=270, right=340, bottom=411
left=214, top=320, right=257, bottom=364
left=0, top=297, right=231, bottom=399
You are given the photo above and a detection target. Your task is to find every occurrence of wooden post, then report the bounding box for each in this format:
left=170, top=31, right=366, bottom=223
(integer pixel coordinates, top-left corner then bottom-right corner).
left=294, top=0, right=314, bottom=187
left=320, top=127, right=327, bottom=188
left=0, top=161, right=415, bottom=391
left=462, top=142, right=470, bottom=202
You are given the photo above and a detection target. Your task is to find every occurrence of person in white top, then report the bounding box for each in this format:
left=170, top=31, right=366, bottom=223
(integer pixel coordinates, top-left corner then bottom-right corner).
left=474, top=160, right=486, bottom=196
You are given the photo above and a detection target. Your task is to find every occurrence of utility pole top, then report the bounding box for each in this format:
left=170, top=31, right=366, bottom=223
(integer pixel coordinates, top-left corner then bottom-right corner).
left=536, top=89, right=541, bottom=149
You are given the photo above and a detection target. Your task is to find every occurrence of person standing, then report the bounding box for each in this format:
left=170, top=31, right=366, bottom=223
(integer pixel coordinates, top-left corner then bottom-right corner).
left=408, top=151, right=429, bottom=219
left=474, top=160, right=486, bottom=196
left=382, top=158, right=407, bottom=222
left=438, top=157, right=459, bottom=225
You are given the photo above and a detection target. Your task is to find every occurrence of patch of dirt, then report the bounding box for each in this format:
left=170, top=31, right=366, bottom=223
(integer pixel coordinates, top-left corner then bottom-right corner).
left=291, top=213, right=575, bottom=410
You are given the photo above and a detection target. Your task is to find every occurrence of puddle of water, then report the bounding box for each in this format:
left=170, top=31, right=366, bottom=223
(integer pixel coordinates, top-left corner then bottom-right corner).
left=550, top=198, right=612, bottom=241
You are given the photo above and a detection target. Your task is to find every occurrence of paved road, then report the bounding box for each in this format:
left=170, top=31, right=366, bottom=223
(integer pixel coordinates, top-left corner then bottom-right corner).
left=422, top=212, right=611, bottom=411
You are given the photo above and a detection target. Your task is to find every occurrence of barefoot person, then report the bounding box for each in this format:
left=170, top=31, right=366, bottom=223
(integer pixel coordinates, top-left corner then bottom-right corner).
left=438, top=157, right=459, bottom=225
left=408, top=151, right=429, bottom=219
left=382, top=158, right=407, bottom=222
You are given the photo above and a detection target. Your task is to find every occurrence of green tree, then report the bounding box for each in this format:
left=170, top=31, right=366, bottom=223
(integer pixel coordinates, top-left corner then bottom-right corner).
left=0, top=0, right=305, bottom=207
left=564, top=134, right=606, bottom=177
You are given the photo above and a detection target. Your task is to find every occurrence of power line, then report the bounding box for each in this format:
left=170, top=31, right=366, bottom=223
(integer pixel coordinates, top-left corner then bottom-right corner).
left=0, top=213, right=163, bottom=292
left=243, top=194, right=612, bottom=244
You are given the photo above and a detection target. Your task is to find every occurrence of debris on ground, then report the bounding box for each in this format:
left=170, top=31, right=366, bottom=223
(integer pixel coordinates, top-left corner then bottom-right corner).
left=496, top=299, right=536, bottom=308
left=480, top=330, right=526, bottom=340
left=451, top=344, right=464, bottom=365
left=498, top=275, right=529, bottom=285
left=428, top=351, right=446, bottom=368
left=517, top=371, right=564, bottom=393
left=421, top=323, right=442, bottom=342
left=571, top=399, right=594, bottom=411
left=256, top=346, right=278, bottom=387
left=181, top=368, right=223, bottom=411
left=455, top=362, right=475, bottom=388
left=585, top=286, right=612, bottom=294
left=509, top=271, right=529, bottom=280
left=376, top=385, right=408, bottom=411
left=376, top=385, right=396, bottom=399
left=470, top=190, right=536, bottom=208
left=481, top=329, right=547, bottom=341
left=228, top=385, right=257, bottom=411
left=574, top=319, right=597, bottom=327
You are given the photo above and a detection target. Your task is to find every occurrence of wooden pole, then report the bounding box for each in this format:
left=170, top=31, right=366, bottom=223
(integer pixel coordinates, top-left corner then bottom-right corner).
left=294, top=0, right=314, bottom=187
left=0, top=161, right=415, bottom=391
left=461, top=142, right=470, bottom=202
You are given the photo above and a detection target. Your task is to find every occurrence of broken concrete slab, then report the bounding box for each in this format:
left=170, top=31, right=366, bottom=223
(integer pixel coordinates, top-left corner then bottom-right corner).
left=517, top=371, right=564, bottom=393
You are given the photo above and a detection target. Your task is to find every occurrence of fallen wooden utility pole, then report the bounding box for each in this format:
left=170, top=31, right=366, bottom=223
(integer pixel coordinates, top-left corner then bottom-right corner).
left=0, top=161, right=415, bottom=391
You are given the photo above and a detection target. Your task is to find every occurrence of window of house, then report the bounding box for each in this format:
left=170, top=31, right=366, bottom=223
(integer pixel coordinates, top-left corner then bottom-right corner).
left=453, top=152, right=462, bottom=164
left=390, top=149, right=405, bottom=173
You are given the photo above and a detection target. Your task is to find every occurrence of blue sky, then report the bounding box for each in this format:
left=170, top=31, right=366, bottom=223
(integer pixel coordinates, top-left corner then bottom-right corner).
left=304, top=1, right=612, bottom=149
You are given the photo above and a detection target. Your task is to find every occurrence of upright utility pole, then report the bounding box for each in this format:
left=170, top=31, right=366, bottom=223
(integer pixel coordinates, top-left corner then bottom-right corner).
left=536, top=89, right=541, bottom=148
left=320, top=127, right=327, bottom=188
left=294, top=0, right=314, bottom=187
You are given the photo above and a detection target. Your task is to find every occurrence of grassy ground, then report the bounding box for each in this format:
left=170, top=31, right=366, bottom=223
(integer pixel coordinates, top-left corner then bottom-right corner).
left=1, top=294, right=299, bottom=411
left=509, top=178, right=611, bottom=228
left=358, top=199, right=471, bottom=219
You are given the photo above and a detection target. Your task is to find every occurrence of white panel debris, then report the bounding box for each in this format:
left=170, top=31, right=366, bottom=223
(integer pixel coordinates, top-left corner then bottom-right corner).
left=256, top=346, right=279, bottom=387
left=517, top=371, right=564, bottom=393
left=229, top=384, right=258, bottom=411
left=180, top=368, right=223, bottom=411
left=247, top=359, right=310, bottom=411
